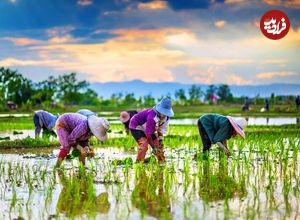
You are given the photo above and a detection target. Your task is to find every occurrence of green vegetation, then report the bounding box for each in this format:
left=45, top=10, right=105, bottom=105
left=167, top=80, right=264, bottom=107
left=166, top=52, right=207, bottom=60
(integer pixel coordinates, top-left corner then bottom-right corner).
left=1, top=67, right=300, bottom=117
left=0, top=137, right=58, bottom=149
left=0, top=105, right=300, bottom=219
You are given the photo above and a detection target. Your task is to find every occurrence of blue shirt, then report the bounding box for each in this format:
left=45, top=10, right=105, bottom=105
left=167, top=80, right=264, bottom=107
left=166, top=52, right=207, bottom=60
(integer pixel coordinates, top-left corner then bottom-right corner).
left=199, top=114, right=233, bottom=144
left=34, top=110, right=58, bottom=130
left=76, top=109, right=96, bottom=117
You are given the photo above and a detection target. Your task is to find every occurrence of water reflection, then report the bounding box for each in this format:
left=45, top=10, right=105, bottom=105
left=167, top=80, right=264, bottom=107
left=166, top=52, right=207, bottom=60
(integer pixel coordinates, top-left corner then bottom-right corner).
left=170, top=117, right=297, bottom=125
left=56, top=170, right=110, bottom=217
left=198, top=159, right=246, bottom=202
left=131, top=167, right=172, bottom=219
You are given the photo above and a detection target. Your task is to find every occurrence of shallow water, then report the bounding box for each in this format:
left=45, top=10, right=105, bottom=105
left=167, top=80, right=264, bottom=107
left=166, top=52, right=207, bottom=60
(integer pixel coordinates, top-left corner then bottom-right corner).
left=0, top=130, right=35, bottom=141
left=0, top=129, right=126, bottom=141
left=1, top=141, right=300, bottom=220
left=170, top=117, right=300, bottom=125
left=0, top=113, right=31, bottom=117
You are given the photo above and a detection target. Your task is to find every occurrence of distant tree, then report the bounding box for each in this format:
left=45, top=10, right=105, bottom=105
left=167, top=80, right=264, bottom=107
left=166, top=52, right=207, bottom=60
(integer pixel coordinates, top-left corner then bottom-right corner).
left=175, top=88, right=187, bottom=104
left=110, top=93, right=121, bottom=105
left=143, top=94, right=155, bottom=106
left=32, top=76, right=58, bottom=105
left=81, top=88, right=99, bottom=105
left=123, top=93, right=136, bottom=105
left=217, top=84, right=233, bottom=102
left=188, top=85, right=203, bottom=103
left=270, top=93, right=275, bottom=105
left=205, top=84, right=217, bottom=100
left=56, top=73, right=89, bottom=105
left=0, top=67, right=34, bottom=106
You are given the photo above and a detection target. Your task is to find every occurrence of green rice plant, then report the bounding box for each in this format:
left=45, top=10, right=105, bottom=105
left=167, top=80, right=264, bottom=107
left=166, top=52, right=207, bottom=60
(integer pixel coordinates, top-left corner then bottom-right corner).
left=10, top=187, right=17, bottom=210
left=0, top=137, right=59, bottom=149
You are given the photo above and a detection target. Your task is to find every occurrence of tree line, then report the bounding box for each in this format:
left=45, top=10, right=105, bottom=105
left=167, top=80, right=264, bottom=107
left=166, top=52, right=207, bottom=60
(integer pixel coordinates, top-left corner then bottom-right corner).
left=0, top=67, right=98, bottom=108
left=0, top=67, right=296, bottom=110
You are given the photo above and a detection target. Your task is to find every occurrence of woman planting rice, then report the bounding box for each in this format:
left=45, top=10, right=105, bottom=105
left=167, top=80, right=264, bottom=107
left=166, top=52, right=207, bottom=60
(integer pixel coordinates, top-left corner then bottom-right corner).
left=197, top=113, right=247, bottom=158
left=119, top=110, right=138, bottom=134
left=55, top=113, right=109, bottom=167
left=129, top=98, right=174, bottom=163
left=33, top=110, right=58, bottom=138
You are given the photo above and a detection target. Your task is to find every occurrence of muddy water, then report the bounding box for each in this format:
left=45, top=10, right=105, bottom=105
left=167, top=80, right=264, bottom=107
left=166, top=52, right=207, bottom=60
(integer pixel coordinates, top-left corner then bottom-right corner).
left=0, top=130, right=35, bottom=141
left=0, top=114, right=31, bottom=117
left=170, top=117, right=300, bottom=125
left=0, top=129, right=126, bottom=141
left=1, top=145, right=300, bottom=220
left=109, top=117, right=300, bottom=125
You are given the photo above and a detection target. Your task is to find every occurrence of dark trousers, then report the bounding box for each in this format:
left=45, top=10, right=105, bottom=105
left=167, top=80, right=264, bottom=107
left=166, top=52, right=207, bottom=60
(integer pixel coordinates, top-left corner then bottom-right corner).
left=197, top=119, right=211, bottom=152
left=130, top=129, right=157, bottom=142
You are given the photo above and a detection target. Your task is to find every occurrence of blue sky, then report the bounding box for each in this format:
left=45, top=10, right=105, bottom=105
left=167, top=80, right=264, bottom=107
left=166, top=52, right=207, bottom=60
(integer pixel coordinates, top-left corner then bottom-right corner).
left=0, top=0, right=299, bottom=84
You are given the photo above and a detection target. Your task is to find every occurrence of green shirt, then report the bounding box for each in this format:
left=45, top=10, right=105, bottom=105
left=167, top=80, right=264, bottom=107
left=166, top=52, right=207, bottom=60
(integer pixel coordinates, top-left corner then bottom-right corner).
left=199, top=114, right=233, bottom=144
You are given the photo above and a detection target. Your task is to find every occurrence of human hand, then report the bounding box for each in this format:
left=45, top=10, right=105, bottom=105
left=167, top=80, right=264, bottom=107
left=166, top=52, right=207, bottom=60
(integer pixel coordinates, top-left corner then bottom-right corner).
left=159, top=138, right=164, bottom=147
left=216, top=142, right=231, bottom=157
left=88, top=147, right=95, bottom=158
left=78, top=146, right=88, bottom=157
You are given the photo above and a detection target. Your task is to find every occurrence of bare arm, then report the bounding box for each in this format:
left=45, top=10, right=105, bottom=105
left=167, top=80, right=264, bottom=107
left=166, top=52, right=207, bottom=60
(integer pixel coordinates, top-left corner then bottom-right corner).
left=216, top=142, right=231, bottom=157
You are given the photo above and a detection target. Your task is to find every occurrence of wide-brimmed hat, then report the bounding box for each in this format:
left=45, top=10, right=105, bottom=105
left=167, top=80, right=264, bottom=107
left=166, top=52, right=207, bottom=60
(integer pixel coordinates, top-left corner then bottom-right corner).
left=227, top=116, right=247, bottom=139
left=154, top=97, right=174, bottom=117
left=120, top=111, right=130, bottom=123
left=88, top=115, right=109, bottom=141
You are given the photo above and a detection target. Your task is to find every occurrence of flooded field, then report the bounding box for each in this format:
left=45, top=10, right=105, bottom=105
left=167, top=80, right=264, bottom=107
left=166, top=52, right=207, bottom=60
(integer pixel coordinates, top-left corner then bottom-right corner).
left=0, top=117, right=299, bottom=219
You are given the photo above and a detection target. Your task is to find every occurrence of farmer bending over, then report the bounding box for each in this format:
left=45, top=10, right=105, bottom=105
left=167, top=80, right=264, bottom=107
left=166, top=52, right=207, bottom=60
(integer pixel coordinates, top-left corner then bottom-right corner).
left=197, top=114, right=247, bottom=158
left=33, top=110, right=58, bottom=138
left=129, top=98, right=174, bottom=163
left=120, top=110, right=138, bottom=134
left=55, top=113, right=109, bottom=168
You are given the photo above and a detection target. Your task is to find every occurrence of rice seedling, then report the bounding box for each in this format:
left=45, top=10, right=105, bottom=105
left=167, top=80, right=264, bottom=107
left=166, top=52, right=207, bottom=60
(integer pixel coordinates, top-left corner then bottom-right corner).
left=0, top=119, right=300, bottom=219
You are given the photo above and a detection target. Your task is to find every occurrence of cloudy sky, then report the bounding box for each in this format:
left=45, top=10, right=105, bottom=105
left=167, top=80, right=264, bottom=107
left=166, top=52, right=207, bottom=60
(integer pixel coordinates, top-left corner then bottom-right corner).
left=0, top=0, right=299, bottom=85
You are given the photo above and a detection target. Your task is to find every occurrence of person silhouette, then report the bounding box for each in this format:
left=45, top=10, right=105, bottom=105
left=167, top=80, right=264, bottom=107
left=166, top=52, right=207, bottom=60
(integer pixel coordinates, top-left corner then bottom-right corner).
left=131, top=167, right=171, bottom=219
left=56, top=170, right=110, bottom=217
left=198, top=159, right=247, bottom=202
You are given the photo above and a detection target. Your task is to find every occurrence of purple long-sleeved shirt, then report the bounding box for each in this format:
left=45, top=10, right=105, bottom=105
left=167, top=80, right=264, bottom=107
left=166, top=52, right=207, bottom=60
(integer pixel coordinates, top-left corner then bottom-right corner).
left=57, top=113, right=92, bottom=148
left=129, top=108, right=169, bottom=139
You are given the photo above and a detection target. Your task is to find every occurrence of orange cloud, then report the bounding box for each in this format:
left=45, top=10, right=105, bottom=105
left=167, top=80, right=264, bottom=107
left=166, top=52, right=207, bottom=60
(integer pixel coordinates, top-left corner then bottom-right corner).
left=215, top=20, right=226, bottom=28
left=188, top=66, right=216, bottom=84
left=164, top=32, right=200, bottom=49
left=0, top=58, right=57, bottom=66
left=48, top=36, right=78, bottom=44
left=3, top=37, right=42, bottom=46
left=31, top=28, right=190, bottom=82
left=226, top=74, right=252, bottom=85
left=261, top=59, right=288, bottom=64
left=256, top=71, right=297, bottom=79
left=138, top=1, right=168, bottom=10
left=177, top=58, right=252, bottom=66
left=77, top=0, right=92, bottom=6
left=263, top=0, right=300, bottom=8
left=111, top=28, right=185, bottom=42
left=225, top=0, right=247, bottom=3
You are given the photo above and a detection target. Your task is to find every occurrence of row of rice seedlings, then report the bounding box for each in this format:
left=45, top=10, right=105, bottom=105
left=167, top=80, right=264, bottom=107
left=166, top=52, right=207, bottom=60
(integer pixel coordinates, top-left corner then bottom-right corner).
left=0, top=161, right=54, bottom=212
left=0, top=124, right=299, bottom=219
left=228, top=133, right=300, bottom=219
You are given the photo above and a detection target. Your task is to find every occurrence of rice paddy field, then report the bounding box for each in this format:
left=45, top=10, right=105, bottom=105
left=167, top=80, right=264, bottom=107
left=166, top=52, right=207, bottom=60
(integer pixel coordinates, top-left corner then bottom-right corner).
left=0, top=114, right=300, bottom=220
